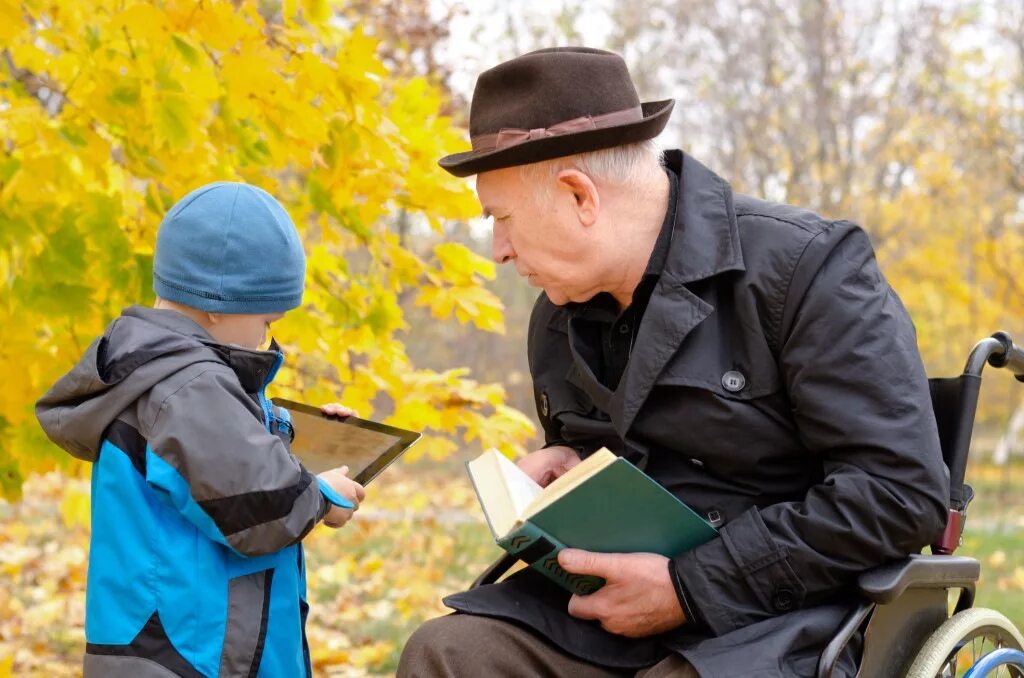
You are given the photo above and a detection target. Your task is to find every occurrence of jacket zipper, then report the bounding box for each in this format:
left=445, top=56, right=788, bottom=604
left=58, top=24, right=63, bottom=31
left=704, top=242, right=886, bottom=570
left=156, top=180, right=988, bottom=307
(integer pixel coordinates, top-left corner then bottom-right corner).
left=257, top=351, right=284, bottom=432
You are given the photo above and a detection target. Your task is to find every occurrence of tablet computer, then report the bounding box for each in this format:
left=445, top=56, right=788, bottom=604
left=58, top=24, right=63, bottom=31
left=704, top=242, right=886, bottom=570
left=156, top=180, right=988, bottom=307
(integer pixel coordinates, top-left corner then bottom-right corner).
left=272, top=398, right=421, bottom=485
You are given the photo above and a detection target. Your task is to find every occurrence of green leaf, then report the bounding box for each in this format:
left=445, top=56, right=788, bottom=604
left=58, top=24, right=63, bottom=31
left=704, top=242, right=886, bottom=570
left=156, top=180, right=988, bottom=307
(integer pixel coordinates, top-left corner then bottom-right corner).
left=12, top=279, right=93, bottom=317
left=85, top=25, right=102, bottom=52
left=155, top=95, right=191, bottom=147
left=59, top=125, right=88, bottom=148
left=171, top=35, right=201, bottom=66
left=0, top=156, right=20, bottom=183
left=108, top=80, right=141, bottom=106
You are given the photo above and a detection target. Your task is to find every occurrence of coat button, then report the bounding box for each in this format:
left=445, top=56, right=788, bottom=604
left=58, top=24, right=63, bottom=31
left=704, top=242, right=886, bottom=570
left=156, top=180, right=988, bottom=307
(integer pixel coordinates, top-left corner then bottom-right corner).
left=771, top=588, right=796, bottom=612
left=540, top=392, right=550, bottom=417
left=721, top=370, right=746, bottom=392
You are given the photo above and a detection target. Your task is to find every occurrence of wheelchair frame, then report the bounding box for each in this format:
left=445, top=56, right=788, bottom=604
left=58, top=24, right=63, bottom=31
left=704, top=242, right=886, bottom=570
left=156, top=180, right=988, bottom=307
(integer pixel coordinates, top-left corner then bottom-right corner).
left=817, top=332, right=1024, bottom=677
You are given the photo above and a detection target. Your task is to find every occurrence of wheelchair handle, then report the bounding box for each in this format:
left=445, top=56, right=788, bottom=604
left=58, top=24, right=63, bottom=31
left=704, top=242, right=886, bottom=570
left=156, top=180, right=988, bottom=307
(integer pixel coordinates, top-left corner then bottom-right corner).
left=988, top=332, right=1024, bottom=382
left=965, top=332, right=1024, bottom=382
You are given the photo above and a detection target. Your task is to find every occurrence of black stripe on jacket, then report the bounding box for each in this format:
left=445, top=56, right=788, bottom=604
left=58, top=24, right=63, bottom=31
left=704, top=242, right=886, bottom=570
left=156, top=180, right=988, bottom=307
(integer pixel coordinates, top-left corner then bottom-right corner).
left=86, top=611, right=204, bottom=678
left=199, top=469, right=317, bottom=537
left=104, top=420, right=148, bottom=477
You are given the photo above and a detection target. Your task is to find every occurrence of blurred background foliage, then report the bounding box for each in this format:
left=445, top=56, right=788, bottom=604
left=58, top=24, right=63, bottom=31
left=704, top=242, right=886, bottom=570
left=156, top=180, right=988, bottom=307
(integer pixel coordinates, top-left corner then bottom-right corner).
left=1, top=0, right=1023, bottom=675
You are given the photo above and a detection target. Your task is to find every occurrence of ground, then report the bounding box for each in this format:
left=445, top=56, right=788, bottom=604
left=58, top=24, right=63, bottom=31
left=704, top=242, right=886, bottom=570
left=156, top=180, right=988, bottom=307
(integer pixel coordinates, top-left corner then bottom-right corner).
left=1, top=459, right=1021, bottom=676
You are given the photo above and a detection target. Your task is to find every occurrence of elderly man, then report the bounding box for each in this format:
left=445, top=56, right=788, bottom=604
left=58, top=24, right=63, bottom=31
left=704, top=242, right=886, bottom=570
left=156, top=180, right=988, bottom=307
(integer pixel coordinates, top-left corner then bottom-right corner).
left=398, top=47, right=948, bottom=677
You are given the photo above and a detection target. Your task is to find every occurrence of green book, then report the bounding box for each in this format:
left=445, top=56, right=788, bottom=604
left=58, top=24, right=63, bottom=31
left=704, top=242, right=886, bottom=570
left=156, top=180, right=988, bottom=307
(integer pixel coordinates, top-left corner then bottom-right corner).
left=466, top=447, right=718, bottom=595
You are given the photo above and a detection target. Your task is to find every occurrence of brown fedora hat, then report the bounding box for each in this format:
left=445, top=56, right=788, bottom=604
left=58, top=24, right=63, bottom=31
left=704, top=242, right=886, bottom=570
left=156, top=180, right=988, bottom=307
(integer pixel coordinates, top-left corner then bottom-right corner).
left=439, top=47, right=674, bottom=177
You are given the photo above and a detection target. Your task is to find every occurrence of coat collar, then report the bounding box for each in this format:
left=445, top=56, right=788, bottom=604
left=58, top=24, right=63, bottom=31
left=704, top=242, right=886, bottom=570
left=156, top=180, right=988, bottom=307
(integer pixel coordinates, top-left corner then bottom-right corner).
left=661, top=149, right=744, bottom=283
left=565, top=151, right=743, bottom=438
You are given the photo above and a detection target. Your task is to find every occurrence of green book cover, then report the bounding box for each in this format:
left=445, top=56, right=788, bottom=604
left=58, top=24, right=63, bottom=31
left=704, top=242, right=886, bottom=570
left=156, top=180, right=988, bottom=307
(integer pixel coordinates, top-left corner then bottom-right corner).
left=468, top=448, right=718, bottom=596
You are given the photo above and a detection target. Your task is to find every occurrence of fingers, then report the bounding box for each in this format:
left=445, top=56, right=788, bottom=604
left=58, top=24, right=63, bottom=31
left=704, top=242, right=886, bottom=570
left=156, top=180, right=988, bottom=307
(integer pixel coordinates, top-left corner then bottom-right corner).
left=567, top=592, right=601, bottom=621
left=321, top=403, right=357, bottom=417
left=516, top=446, right=579, bottom=486
left=319, top=466, right=366, bottom=507
left=558, top=549, right=618, bottom=578
left=323, top=506, right=354, bottom=529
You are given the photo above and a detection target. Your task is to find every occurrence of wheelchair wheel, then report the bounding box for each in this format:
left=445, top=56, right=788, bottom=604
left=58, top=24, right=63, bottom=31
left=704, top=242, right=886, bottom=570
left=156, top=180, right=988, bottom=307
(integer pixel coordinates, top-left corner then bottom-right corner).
left=906, top=607, right=1024, bottom=677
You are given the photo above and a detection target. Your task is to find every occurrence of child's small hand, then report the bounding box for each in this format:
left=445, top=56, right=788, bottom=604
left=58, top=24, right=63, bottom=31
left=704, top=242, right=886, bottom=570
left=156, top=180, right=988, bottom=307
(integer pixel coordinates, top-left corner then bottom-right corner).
left=319, top=465, right=366, bottom=529
left=321, top=403, right=358, bottom=418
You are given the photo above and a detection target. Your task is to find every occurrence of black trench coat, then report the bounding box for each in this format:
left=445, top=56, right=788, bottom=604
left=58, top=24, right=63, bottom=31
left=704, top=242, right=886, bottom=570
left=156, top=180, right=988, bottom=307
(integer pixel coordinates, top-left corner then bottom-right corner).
left=444, top=150, right=949, bottom=677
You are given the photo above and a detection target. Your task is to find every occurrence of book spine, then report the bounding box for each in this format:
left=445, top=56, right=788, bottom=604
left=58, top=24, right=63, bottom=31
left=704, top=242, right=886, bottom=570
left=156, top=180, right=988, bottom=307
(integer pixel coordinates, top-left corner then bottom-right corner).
left=498, top=521, right=604, bottom=595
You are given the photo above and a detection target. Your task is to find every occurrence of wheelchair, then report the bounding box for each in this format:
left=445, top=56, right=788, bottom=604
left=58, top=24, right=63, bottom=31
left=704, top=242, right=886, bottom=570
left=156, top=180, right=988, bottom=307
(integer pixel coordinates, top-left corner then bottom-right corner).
left=471, top=332, right=1024, bottom=677
left=817, top=331, right=1024, bottom=677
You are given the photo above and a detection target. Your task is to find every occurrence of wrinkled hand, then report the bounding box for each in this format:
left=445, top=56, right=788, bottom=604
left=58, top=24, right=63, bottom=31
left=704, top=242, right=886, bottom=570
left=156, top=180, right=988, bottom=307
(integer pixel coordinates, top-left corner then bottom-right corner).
left=517, top=445, right=581, bottom=487
left=318, top=465, right=366, bottom=529
left=559, top=549, right=686, bottom=637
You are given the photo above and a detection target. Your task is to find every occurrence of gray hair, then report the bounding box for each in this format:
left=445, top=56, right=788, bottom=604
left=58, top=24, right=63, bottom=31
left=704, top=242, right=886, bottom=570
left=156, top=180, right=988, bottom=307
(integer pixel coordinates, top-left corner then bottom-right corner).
left=519, top=140, right=664, bottom=201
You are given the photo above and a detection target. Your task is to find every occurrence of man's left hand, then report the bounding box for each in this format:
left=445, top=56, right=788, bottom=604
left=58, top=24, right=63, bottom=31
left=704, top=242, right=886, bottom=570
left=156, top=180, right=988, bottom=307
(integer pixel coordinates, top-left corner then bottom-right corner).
left=559, top=549, right=687, bottom=637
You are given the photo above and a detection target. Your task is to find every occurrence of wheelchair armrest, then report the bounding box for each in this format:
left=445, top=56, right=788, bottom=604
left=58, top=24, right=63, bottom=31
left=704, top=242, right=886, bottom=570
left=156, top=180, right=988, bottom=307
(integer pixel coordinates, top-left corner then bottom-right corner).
left=857, top=554, right=980, bottom=604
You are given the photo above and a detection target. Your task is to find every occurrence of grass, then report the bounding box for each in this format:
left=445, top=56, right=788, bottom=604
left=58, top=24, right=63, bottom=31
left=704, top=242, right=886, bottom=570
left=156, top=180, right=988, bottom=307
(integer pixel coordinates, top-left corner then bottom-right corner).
left=957, top=461, right=1024, bottom=630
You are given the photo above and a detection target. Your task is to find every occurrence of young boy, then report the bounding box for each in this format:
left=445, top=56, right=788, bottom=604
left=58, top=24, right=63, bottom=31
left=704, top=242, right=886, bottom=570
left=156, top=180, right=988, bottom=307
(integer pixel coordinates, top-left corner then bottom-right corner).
left=36, top=181, right=363, bottom=677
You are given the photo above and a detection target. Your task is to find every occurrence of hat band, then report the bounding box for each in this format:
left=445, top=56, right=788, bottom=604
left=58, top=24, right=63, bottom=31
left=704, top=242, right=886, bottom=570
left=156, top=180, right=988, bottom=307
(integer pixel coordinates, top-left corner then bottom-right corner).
left=470, top=105, right=643, bottom=152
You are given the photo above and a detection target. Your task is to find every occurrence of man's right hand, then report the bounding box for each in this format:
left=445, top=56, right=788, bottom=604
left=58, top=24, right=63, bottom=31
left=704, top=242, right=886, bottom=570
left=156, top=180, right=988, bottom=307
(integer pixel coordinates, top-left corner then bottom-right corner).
left=319, top=465, right=366, bottom=528
left=517, top=445, right=582, bottom=487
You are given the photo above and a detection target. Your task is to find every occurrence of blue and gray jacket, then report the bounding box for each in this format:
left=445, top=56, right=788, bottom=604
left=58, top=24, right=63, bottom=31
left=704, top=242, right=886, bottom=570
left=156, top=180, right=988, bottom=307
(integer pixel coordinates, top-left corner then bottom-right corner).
left=36, top=306, right=352, bottom=677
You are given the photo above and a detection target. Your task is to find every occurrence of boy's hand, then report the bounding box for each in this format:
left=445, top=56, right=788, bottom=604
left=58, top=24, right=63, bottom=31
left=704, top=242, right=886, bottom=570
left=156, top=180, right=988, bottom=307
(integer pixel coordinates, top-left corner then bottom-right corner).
left=321, top=403, right=358, bottom=418
left=319, top=465, right=366, bottom=529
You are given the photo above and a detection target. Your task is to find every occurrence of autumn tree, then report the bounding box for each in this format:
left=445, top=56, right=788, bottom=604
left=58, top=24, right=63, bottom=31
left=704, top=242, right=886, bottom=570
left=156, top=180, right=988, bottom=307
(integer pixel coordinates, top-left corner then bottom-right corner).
left=0, top=0, right=535, bottom=498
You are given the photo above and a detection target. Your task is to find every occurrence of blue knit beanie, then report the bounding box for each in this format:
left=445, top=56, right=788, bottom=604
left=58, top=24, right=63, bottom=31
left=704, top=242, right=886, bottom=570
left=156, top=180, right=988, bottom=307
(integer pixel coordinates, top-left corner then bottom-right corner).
left=153, top=182, right=306, bottom=314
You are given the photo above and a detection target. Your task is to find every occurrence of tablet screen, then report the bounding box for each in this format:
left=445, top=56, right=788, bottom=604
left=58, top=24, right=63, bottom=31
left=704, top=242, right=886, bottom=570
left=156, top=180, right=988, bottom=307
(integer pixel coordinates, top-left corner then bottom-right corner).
left=272, top=398, right=421, bottom=485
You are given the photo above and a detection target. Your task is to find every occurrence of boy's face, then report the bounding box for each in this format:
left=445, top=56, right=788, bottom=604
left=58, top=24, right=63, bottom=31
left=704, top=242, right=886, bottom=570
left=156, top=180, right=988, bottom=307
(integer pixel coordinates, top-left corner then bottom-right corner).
left=209, top=311, right=286, bottom=350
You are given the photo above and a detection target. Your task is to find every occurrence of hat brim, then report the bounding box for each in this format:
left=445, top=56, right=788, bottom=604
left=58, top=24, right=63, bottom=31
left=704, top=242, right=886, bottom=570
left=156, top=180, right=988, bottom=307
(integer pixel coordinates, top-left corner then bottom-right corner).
left=438, top=99, right=674, bottom=178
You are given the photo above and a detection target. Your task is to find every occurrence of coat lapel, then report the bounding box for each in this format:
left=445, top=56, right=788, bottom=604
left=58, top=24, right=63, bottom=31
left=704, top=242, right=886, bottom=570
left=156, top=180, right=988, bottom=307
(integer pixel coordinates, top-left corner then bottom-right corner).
left=613, top=151, right=745, bottom=436
left=616, top=279, right=714, bottom=435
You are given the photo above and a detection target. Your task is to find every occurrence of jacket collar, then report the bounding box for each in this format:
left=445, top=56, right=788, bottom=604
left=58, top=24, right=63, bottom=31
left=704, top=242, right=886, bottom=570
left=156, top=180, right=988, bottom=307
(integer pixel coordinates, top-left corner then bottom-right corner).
left=121, top=305, right=283, bottom=392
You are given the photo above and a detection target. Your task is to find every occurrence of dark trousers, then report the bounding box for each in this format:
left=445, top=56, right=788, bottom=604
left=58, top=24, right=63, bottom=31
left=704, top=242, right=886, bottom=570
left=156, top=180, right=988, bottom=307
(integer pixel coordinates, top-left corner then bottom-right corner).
left=397, top=614, right=700, bottom=677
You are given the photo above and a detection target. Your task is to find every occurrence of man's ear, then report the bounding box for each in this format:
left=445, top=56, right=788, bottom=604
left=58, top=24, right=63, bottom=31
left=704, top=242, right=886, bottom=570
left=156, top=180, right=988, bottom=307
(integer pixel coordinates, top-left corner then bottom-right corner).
left=554, top=169, right=600, bottom=227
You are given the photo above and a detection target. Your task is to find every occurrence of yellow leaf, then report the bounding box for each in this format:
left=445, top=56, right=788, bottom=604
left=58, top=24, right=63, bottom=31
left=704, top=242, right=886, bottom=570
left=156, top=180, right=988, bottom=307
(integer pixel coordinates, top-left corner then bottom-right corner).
left=115, top=3, right=170, bottom=45
left=59, top=486, right=91, bottom=529
left=301, top=0, right=331, bottom=24
left=0, top=0, right=23, bottom=42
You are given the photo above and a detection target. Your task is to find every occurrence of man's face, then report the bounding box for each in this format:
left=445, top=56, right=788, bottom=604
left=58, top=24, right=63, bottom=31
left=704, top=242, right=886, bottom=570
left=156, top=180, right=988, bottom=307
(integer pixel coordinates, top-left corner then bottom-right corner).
left=476, top=166, right=600, bottom=305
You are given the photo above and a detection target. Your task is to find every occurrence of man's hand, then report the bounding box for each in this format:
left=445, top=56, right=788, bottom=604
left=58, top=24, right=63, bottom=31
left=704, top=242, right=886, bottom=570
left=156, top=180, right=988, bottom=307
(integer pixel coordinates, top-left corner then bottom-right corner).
left=559, top=549, right=686, bottom=637
left=517, top=445, right=581, bottom=487
left=318, top=465, right=366, bottom=529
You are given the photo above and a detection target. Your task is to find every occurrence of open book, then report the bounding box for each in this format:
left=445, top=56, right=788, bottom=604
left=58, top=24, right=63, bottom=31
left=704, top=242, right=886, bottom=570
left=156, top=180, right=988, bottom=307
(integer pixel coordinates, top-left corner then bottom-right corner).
left=467, top=447, right=718, bottom=595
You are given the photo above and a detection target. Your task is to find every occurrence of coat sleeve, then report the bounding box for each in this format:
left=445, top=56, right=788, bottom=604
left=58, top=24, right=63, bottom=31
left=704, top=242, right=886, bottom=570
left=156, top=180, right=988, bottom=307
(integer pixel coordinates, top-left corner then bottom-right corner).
left=673, top=222, right=949, bottom=635
left=143, top=368, right=350, bottom=557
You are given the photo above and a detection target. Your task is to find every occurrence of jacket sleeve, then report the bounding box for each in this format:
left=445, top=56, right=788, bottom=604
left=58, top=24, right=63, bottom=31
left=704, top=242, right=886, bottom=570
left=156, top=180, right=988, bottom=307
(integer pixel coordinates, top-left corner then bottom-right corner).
left=673, top=222, right=949, bottom=635
left=143, top=368, right=348, bottom=557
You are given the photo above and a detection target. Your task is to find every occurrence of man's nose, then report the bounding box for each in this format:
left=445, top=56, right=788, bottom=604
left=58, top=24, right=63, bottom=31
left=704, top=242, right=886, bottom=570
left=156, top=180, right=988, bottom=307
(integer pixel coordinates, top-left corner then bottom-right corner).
left=491, top=223, right=514, bottom=264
